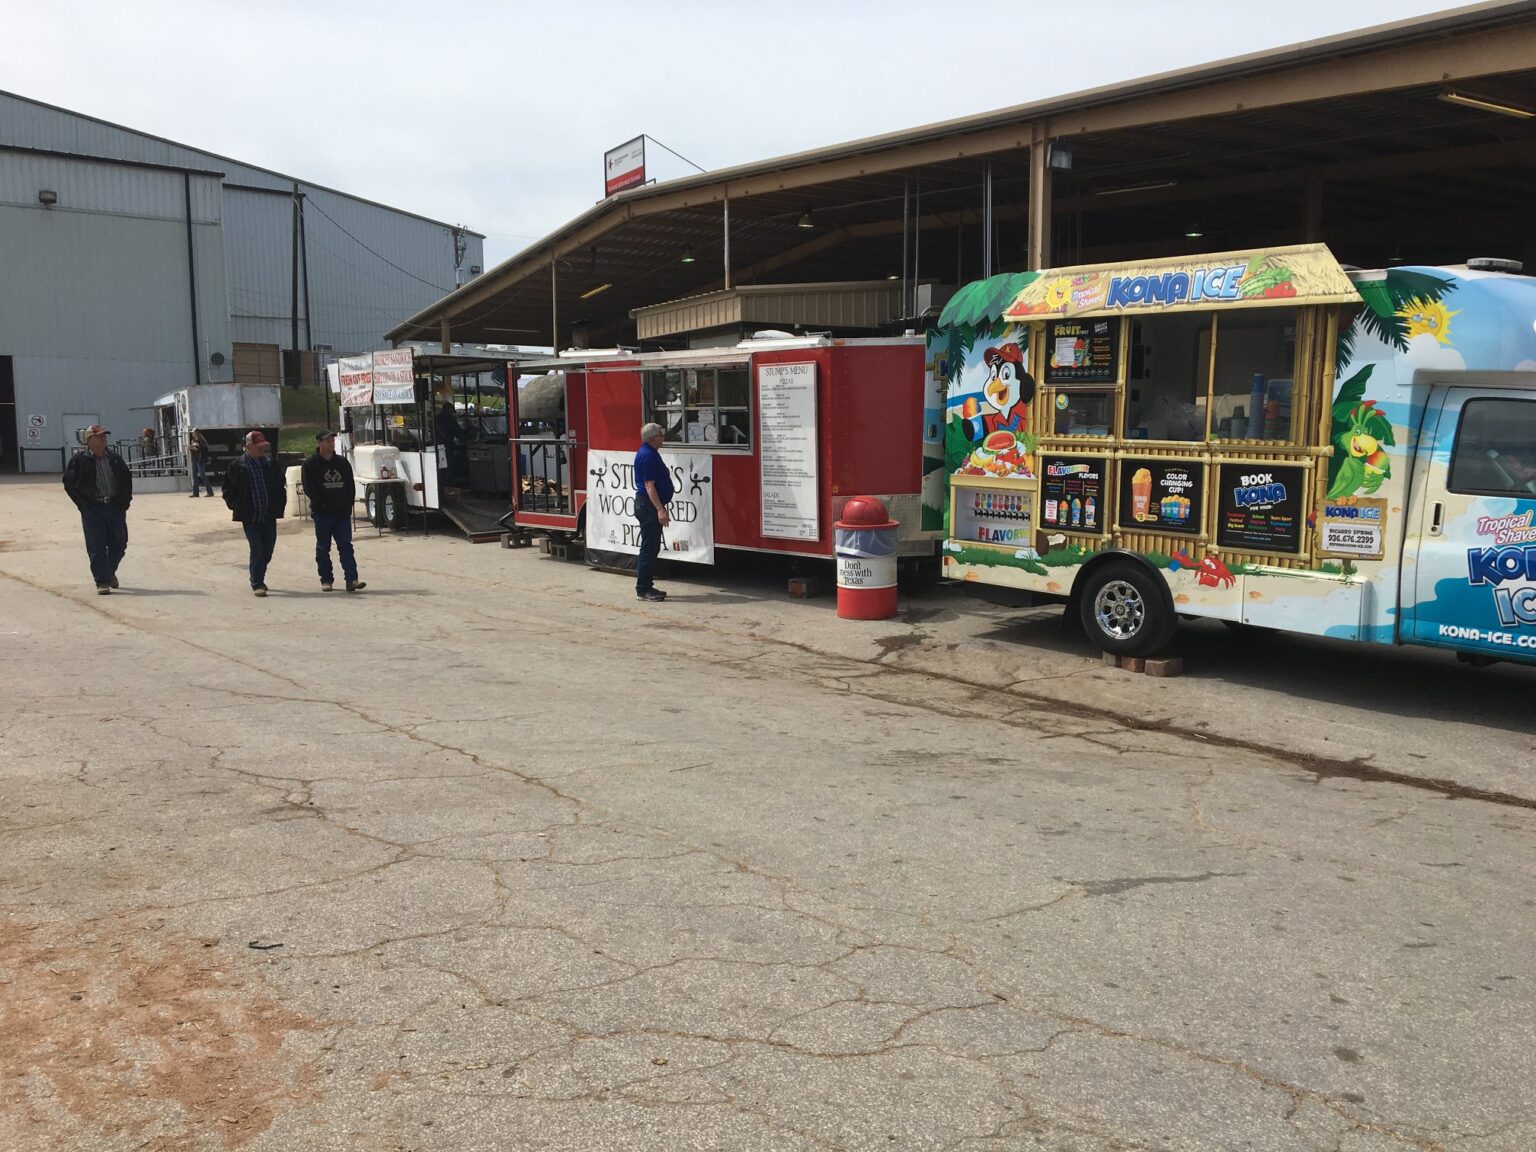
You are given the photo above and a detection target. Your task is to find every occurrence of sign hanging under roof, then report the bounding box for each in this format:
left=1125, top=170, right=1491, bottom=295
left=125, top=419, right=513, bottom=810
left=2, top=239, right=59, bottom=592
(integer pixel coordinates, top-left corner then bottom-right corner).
left=1003, top=243, right=1360, bottom=321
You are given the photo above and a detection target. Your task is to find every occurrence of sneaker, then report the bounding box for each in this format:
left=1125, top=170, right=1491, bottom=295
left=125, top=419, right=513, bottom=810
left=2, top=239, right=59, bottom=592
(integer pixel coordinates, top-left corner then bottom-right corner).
left=636, top=589, right=666, bottom=602
left=96, top=585, right=111, bottom=595
left=253, top=586, right=268, bottom=598
left=321, top=582, right=334, bottom=592
left=109, top=576, right=119, bottom=589
left=345, top=580, right=366, bottom=593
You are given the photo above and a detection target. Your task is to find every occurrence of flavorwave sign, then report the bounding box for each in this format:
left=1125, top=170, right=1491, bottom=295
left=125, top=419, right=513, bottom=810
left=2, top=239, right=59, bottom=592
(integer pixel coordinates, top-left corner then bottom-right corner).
left=585, top=448, right=714, bottom=564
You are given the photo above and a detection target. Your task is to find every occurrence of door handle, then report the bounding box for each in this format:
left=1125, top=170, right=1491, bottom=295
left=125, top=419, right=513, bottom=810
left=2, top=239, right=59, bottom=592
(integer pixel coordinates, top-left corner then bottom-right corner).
left=1429, top=501, right=1444, bottom=537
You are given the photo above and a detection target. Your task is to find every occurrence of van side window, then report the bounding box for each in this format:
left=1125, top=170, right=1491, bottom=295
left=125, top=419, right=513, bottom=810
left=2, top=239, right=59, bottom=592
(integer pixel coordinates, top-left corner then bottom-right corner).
left=1448, top=398, right=1536, bottom=497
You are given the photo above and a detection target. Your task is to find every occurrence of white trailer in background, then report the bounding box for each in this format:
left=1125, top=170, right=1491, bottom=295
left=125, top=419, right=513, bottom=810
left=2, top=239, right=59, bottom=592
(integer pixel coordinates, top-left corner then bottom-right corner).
left=147, top=383, right=283, bottom=488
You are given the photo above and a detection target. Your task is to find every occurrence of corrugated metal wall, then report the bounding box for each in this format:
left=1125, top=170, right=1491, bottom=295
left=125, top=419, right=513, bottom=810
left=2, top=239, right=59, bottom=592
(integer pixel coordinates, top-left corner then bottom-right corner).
left=2, top=90, right=484, bottom=357
left=0, top=150, right=230, bottom=459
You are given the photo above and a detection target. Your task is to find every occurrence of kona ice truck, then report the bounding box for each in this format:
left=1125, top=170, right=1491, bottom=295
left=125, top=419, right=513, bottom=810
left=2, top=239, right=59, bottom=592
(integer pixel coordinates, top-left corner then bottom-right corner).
left=921, top=244, right=1536, bottom=666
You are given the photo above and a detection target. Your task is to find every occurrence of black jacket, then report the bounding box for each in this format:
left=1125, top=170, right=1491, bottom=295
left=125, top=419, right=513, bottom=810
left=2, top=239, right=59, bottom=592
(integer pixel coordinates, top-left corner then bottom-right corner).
left=301, top=452, right=356, bottom=518
left=63, top=449, right=133, bottom=511
left=222, top=454, right=287, bottom=523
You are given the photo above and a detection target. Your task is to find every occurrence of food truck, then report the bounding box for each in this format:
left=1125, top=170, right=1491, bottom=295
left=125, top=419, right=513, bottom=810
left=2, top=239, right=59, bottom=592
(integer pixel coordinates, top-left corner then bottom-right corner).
left=507, top=336, right=939, bottom=572
left=924, top=244, right=1536, bottom=666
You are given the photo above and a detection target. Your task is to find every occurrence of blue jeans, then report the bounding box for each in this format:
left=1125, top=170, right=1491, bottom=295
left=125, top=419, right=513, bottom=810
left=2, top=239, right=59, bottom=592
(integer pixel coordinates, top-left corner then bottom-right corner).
left=312, top=512, right=357, bottom=584
left=243, top=519, right=278, bottom=588
left=635, top=502, right=661, bottom=593
left=80, top=503, right=128, bottom=587
left=191, top=456, right=214, bottom=495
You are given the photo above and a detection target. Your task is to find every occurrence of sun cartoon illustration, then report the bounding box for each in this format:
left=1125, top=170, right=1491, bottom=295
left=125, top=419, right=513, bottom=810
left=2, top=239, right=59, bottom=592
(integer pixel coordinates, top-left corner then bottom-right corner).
left=1042, top=278, right=1072, bottom=311
left=1398, top=297, right=1459, bottom=345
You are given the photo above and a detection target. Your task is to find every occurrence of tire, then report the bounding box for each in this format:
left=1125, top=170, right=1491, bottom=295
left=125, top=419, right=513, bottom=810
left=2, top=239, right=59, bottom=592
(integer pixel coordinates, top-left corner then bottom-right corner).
left=1077, top=561, right=1176, bottom=657
left=366, top=482, right=407, bottom=529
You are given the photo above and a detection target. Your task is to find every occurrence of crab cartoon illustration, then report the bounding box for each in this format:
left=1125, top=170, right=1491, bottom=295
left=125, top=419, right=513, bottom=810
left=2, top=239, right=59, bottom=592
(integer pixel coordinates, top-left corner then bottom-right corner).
left=1169, top=550, right=1236, bottom=589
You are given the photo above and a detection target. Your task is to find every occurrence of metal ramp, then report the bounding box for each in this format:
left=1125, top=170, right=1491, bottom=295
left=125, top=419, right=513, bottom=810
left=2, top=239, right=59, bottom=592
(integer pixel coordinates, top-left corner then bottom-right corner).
left=438, top=492, right=512, bottom=543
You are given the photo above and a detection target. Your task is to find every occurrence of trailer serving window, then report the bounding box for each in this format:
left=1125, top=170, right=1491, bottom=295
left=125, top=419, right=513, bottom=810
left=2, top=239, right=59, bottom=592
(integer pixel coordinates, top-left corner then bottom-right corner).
left=643, top=365, right=751, bottom=447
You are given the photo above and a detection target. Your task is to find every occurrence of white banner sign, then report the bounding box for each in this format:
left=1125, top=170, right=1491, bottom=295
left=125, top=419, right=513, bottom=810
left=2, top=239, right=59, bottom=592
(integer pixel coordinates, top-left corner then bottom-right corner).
left=337, top=354, right=373, bottom=408
left=370, top=348, right=416, bottom=405
left=586, top=448, right=714, bottom=564
left=604, top=135, right=646, bottom=196
left=758, top=361, right=820, bottom=540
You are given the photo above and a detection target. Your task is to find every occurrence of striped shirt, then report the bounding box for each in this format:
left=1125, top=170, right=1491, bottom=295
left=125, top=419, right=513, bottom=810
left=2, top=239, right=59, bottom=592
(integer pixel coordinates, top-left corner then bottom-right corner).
left=94, top=454, right=115, bottom=501
left=245, top=455, right=271, bottom=520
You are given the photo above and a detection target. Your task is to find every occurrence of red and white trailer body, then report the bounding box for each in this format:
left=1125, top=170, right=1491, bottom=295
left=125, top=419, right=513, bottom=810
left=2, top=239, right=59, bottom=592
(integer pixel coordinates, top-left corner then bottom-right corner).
left=507, top=336, right=937, bottom=566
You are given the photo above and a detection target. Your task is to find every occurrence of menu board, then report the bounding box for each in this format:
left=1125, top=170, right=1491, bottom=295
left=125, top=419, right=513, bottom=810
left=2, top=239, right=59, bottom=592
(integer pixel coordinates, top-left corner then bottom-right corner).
left=758, top=361, right=820, bottom=540
left=1039, top=455, right=1107, bottom=533
left=1044, top=319, right=1119, bottom=385
left=1118, top=458, right=1202, bottom=534
left=1216, top=464, right=1306, bottom=553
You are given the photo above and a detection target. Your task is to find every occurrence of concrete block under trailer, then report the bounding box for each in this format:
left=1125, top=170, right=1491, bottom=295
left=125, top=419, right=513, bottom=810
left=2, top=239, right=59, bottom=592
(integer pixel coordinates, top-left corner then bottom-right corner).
left=507, top=338, right=942, bottom=574
left=927, top=248, right=1536, bottom=666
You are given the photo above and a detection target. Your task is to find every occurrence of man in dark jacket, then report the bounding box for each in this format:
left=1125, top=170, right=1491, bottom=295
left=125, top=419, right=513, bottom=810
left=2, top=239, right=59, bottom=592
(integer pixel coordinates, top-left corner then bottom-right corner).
left=300, top=430, right=365, bottom=592
left=62, top=424, right=133, bottom=595
left=222, top=429, right=287, bottom=596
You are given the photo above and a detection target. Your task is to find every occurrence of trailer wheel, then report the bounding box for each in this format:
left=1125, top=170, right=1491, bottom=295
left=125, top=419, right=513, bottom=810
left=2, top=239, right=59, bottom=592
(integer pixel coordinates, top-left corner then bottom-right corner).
left=1078, top=561, right=1175, bottom=657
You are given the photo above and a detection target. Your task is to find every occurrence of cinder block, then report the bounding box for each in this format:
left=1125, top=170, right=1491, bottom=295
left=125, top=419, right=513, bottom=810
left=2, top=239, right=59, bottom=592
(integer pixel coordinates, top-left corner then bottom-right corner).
left=788, top=576, right=820, bottom=599
left=1145, top=657, right=1184, bottom=677
left=1101, top=651, right=1120, bottom=667
left=535, top=535, right=551, bottom=554
left=1119, top=656, right=1146, bottom=673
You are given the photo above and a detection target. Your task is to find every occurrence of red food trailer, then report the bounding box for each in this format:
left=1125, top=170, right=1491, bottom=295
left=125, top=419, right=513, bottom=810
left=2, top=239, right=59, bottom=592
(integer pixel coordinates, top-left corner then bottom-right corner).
left=507, top=335, right=940, bottom=576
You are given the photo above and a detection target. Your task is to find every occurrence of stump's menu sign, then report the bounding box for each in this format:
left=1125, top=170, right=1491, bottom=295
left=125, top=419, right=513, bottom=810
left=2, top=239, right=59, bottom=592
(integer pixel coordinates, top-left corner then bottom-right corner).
left=1216, top=463, right=1305, bottom=554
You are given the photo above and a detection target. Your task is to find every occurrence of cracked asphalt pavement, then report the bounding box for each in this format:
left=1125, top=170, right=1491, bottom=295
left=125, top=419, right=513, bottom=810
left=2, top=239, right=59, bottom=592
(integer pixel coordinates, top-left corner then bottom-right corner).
left=2, top=476, right=1533, bottom=1151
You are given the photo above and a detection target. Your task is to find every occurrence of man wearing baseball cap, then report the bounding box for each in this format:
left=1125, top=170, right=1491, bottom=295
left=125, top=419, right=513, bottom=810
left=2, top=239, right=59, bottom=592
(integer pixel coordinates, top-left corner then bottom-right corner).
left=221, top=430, right=287, bottom=596
left=301, top=430, right=365, bottom=592
left=61, top=424, right=133, bottom=594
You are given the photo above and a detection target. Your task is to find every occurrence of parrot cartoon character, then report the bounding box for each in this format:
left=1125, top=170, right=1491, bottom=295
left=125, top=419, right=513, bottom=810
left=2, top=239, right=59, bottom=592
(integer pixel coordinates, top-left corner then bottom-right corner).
left=1327, top=392, right=1395, bottom=499
left=962, top=343, right=1035, bottom=441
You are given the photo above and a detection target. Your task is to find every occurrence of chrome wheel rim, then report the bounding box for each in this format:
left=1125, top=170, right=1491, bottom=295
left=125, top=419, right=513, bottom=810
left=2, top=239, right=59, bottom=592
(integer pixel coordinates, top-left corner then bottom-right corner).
left=1094, top=579, right=1145, bottom=641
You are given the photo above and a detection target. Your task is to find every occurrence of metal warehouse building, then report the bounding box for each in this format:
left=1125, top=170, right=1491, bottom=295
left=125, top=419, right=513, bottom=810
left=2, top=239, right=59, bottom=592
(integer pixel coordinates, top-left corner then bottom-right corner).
left=0, top=90, right=483, bottom=471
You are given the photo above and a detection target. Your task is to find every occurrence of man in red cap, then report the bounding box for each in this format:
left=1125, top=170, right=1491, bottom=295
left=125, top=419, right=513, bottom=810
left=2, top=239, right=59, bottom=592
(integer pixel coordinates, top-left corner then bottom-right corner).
left=222, top=430, right=287, bottom=596
left=62, top=424, right=133, bottom=594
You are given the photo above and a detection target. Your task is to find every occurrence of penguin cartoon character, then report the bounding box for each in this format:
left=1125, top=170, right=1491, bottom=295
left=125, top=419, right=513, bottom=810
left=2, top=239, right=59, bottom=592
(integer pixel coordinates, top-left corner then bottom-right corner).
left=964, top=343, right=1035, bottom=441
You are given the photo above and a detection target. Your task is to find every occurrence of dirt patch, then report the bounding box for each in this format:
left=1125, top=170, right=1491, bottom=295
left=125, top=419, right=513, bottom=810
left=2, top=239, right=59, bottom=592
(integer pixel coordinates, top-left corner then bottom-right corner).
left=0, top=915, right=324, bottom=1151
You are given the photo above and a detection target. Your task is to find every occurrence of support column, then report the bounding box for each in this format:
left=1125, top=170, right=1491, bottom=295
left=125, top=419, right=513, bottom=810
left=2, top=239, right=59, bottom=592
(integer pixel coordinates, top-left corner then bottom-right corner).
left=1028, top=126, right=1053, bottom=271
left=439, top=317, right=450, bottom=355
left=723, top=198, right=732, bottom=291
left=551, top=256, right=559, bottom=352
left=1303, top=174, right=1324, bottom=242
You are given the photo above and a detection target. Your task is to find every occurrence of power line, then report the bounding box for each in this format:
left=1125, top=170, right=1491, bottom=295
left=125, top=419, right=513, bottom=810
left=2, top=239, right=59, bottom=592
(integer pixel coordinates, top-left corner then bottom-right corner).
left=303, top=196, right=453, bottom=293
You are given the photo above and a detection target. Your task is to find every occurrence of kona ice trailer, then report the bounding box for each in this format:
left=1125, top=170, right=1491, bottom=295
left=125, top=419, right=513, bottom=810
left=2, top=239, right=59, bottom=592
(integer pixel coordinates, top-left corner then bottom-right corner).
left=507, top=335, right=940, bottom=574
left=924, top=244, right=1536, bottom=666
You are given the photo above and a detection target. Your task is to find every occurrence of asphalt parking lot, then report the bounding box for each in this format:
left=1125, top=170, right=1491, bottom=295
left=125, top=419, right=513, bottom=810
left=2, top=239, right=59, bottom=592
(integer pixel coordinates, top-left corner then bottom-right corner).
left=2, top=477, right=1533, bottom=1151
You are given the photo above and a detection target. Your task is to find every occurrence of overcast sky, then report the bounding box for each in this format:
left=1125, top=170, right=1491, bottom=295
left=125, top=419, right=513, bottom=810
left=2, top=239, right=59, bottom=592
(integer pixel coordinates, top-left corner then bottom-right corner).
left=8, top=0, right=1470, bottom=269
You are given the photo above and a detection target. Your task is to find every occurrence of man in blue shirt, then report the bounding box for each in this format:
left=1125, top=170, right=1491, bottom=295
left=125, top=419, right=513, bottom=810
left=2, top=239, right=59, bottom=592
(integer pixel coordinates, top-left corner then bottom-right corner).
left=633, top=422, right=673, bottom=602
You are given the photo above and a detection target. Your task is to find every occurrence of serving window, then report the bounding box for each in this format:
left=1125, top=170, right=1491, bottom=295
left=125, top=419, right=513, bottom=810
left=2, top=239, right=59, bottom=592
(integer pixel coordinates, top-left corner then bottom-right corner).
left=1124, top=313, right=1212, bottom=441
left=643, top=365, right=751, bottom=448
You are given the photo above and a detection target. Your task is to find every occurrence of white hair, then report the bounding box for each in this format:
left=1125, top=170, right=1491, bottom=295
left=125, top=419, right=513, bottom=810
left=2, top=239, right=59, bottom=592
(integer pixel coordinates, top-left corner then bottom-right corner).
left=640, top=422, right=664, bottom=441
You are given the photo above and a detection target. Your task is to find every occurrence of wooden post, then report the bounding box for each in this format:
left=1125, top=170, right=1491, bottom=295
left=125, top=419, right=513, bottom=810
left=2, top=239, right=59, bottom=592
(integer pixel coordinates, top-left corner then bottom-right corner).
left=1028, top=127, right=1052, bottom=271
left=439, top=317, right=450, bottom=355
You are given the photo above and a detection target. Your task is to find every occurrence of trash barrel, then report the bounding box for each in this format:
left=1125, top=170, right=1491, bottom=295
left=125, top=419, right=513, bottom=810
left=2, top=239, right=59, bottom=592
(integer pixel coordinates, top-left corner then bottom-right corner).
left=285, top=465, right=309, bottom=521
left=834, top=496, right=899, bottom=620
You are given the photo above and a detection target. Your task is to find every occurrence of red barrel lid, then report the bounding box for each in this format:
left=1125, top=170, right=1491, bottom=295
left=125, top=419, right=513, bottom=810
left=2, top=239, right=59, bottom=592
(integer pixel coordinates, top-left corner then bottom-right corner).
left=835, top=495, right=898, bottom=531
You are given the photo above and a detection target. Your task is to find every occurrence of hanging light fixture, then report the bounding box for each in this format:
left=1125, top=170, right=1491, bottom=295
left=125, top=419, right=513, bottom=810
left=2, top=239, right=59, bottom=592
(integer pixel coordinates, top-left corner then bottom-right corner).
left=1184, top=223, right=1204, bottom=238
left=796, top=209, right=815, bottom=230
left=680, top=249, right=697, bottom=264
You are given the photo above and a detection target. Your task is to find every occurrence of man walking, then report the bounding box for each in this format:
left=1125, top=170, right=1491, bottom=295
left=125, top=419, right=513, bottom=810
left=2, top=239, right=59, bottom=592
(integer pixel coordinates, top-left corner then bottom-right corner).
left=62, top=424, right=133, bottom=595
left=301, top=430, right=365, bottom=592
left=222, top=430, right=286, bottom=596
left=633, top=421, right=673, bottom=603
left=187, top=428, right=215, bottom=497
